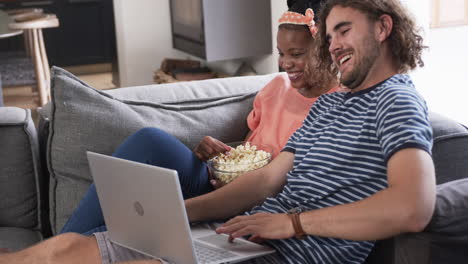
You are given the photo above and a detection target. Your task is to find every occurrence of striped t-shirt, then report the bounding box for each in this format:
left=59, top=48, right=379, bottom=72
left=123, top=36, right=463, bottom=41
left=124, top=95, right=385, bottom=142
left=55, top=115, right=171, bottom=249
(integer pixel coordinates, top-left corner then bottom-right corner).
left=246, top=74, right=433, bottom=264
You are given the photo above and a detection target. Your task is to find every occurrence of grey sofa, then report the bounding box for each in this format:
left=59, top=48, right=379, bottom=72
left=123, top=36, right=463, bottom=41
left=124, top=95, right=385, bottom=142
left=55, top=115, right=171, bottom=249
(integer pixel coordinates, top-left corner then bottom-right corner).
left=0, top=67, right=467, bottom=263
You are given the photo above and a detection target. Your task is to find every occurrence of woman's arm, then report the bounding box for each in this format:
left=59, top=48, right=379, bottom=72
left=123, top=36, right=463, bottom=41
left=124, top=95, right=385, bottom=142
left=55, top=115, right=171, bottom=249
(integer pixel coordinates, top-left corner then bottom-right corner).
left=244, top=130, right=253, bottom=141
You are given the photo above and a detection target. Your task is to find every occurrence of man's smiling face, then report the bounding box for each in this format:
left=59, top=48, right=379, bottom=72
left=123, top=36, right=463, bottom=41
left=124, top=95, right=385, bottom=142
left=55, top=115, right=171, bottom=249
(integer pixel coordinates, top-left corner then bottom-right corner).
left=325, top=6, right=381, bottom=90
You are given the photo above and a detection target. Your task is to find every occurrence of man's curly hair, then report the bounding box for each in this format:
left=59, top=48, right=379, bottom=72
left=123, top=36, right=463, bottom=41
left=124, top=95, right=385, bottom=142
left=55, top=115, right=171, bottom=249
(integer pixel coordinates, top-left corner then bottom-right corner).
left=316, top=0, right=426, bottom=74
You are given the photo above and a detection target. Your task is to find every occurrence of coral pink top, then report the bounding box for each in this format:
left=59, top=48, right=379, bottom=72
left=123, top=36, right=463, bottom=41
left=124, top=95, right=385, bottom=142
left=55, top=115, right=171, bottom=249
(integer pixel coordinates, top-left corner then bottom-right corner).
left=246, top=73, right=337, bottom=158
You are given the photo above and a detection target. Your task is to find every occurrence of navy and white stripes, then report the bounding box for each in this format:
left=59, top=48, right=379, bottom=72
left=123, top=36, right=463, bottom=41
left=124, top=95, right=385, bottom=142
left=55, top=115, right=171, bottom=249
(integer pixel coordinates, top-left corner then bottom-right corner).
left=247, top=74, right=433, bottom=264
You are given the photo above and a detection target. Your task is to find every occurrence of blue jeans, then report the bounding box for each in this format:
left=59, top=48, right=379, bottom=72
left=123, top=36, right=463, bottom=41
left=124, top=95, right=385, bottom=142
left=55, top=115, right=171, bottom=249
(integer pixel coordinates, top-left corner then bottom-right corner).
left=59, top=127, right=213, bottom=235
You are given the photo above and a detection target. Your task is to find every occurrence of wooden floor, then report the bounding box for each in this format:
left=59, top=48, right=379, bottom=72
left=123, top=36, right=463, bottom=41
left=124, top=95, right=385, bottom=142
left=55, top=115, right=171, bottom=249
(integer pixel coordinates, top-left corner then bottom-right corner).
left=2, top=72, right=115, bottom=110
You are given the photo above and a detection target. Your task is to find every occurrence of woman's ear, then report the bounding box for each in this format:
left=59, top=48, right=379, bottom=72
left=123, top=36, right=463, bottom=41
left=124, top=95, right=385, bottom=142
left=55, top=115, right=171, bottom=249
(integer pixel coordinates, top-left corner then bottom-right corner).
left=375, top=14, right=393, bottom=43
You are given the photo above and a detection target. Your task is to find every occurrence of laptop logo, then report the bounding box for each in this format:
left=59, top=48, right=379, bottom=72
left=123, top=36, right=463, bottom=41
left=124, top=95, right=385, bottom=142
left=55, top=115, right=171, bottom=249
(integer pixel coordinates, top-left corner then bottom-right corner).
left=134, top=201, right=144, bottom=216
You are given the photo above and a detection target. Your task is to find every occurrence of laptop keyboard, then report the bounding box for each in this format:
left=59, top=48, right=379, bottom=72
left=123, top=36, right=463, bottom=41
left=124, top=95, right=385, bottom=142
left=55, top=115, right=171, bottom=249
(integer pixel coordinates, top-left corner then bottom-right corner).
left=194, top=242, right=238, bottom=264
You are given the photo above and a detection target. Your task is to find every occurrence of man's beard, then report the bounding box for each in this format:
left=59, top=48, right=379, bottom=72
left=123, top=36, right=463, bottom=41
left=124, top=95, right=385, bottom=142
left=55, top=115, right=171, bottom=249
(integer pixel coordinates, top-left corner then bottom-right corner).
left=340, top=34, right=380, bottom=90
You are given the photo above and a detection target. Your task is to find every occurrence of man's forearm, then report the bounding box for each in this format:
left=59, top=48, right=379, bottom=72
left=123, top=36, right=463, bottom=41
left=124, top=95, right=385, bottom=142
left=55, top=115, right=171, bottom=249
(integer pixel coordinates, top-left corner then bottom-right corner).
left=186, top=169, right=270, bottom=222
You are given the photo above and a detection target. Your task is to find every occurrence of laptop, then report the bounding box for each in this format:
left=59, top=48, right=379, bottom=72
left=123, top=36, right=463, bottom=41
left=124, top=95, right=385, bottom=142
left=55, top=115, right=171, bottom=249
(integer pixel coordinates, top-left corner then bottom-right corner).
left=87, top=151, right=275, bottom=264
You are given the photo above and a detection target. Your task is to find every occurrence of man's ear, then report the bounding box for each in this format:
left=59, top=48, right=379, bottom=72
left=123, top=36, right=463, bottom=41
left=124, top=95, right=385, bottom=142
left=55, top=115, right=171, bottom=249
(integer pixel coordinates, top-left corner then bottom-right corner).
left=375, top=14, right=393, bottom=42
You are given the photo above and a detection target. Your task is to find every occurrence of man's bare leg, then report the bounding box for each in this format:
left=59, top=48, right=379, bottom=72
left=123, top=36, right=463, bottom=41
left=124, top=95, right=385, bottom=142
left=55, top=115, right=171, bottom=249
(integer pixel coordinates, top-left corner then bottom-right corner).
left=118, top=261, right=162, bottom=264
left=0, top=233, right=101, bottom=264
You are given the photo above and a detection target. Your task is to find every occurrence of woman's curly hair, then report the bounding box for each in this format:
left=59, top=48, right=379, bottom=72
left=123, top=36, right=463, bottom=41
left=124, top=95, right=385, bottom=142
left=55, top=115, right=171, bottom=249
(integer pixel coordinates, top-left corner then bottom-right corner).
left=316, top=0, right=427, bottom=74
left=304, top=40, right=339, bottom=92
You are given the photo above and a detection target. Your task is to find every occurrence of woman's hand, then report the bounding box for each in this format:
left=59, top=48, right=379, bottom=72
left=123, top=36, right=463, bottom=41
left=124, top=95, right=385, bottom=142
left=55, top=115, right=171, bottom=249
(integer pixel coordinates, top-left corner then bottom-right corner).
left=207, top=169, right=225, bottom=189
left=193, top=136, right=231, bottom=161
left=215, top=213, right=295, bottom=243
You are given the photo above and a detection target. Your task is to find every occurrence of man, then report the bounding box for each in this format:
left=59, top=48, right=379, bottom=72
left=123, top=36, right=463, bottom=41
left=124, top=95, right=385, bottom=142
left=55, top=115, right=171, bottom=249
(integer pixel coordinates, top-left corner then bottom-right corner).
left=0, top=0, right=435, bottom=263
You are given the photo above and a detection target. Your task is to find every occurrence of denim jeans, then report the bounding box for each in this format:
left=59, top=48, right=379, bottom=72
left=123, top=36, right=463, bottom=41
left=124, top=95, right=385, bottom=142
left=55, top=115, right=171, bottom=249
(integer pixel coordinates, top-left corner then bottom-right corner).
left=59, top=127, right=213, bottom=235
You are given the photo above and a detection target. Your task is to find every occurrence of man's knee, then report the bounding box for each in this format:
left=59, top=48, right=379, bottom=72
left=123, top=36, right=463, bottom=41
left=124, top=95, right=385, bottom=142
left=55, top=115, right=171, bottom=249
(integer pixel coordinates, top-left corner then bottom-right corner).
left=51, top=232, right=87, bottom=247
left=47, top=233, right=100, bottom=264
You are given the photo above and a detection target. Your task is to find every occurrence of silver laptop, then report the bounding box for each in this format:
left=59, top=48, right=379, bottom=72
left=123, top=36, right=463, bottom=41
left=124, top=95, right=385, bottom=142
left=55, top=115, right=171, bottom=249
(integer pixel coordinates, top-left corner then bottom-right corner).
left=87, top=151, right=275, bottom=264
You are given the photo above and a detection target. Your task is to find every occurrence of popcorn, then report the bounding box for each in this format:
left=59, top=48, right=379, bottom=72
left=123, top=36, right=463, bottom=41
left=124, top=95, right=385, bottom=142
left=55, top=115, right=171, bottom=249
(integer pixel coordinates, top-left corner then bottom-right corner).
left=209, top=142, right=272, bottom=184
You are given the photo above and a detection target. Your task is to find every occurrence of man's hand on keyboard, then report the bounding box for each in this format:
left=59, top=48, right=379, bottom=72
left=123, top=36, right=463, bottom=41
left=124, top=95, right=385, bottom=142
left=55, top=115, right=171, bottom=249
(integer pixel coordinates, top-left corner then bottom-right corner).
left=215, top=213, right=295, bottom=242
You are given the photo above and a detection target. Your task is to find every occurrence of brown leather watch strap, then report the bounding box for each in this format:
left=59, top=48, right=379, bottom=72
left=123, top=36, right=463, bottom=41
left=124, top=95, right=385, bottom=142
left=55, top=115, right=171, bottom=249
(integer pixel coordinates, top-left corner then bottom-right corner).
left=288, top=212, right=306, bottom=240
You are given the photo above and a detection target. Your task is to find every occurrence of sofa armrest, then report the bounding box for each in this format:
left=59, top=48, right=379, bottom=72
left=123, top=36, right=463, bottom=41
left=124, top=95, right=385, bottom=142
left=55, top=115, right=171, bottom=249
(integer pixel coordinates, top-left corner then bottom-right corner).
left=0, top=107, right=44, bottom=237
left=420, top=178, right=468, bottom=263
left=426, top=178, right=468, bottom=237
left=0, top=106, right=30, bottom=125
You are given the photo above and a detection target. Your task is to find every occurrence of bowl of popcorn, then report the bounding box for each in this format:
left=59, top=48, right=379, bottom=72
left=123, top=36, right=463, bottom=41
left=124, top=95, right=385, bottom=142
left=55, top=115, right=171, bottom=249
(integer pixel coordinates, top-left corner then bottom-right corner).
left=207, top=141, right=273, bottom=184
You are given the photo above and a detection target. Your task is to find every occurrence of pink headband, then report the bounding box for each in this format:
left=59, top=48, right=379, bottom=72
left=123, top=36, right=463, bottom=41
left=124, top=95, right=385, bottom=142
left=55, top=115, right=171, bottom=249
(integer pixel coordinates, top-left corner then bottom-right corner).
left=278, top=8, right=318, bottom=37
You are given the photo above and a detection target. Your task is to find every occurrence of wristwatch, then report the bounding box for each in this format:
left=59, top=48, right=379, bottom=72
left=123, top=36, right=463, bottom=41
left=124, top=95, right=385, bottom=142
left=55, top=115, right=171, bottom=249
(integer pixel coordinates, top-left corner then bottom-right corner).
left=287, top=207, right=306, bottom=240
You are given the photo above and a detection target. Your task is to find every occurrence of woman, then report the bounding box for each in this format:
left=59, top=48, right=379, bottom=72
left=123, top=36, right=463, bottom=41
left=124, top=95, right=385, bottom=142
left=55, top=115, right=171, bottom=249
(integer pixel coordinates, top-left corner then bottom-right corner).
left=60, top=0, right=338, bottom=235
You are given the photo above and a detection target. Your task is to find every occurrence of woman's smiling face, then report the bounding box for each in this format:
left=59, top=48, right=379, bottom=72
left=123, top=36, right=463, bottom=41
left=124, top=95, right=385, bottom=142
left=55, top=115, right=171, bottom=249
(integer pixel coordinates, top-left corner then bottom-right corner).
left=277, top=27, right=313, bottom=90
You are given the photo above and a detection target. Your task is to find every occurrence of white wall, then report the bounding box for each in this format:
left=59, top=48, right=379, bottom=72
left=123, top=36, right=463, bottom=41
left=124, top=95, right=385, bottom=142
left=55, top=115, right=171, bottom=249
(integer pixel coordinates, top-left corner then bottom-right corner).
left=400, top=0, right=431, bottom=88
left=248, top=0, right=284, bottom=74
left=419, top=25, right=468, bottom=125
left=403, top=0, right=468, bottom=125
left=113, top=0, right=284, bottom=87
left=113, top=0, right=193, bottom=87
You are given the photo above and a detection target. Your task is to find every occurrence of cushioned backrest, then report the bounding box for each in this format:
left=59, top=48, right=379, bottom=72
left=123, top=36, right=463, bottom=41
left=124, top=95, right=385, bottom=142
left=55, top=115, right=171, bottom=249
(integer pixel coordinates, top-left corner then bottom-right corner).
left=430, top=112, right=468, bottom=184
left=47, top=67, right=277, bottom=233
left=0, top=107, right=41, bottom=230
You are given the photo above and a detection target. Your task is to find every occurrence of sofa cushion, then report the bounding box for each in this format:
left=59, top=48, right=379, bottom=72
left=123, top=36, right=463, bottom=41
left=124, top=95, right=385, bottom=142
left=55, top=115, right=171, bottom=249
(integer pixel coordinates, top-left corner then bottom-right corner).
left=426, top=178, right=468, bottom=237
left=0, top=227, right=42, bottom=251
left=424, top=178, right=468, bottom=264
left=47, top=67, right=277, bottom=233
left=0, top=107, right=42, bottom=231
left=430, top=112, right=468, bottom=184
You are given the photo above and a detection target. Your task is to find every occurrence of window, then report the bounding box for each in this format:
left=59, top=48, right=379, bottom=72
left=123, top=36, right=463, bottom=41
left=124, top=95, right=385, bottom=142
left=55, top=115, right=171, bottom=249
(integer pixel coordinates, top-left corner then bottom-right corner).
left=431, top=0, right=468, bottom=28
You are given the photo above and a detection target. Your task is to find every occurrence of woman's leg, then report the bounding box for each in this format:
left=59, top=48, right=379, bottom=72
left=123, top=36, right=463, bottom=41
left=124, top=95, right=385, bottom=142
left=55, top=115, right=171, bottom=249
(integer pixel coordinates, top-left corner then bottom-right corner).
left=112, top=127, right=212, bottom=198
left=59, top=127, right=213, bottom=234
left=59, top=184, right=107, bottom=234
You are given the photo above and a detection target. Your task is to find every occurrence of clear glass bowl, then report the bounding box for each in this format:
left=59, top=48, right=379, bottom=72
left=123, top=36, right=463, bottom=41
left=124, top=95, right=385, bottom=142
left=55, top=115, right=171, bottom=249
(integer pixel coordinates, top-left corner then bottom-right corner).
left=207, top=141, right=273, bottom=184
